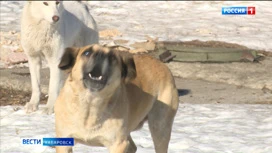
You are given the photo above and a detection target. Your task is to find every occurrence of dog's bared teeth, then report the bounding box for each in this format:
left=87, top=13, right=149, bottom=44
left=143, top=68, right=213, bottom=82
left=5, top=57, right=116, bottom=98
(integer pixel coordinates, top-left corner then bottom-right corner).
left=88, top=73, right=92, bottom=79
left=89, top=73, right=103, bottom=81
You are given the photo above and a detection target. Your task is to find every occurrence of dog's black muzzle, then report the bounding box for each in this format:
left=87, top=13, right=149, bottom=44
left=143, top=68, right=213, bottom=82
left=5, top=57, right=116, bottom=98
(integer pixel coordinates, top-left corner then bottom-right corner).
left=83, top=54, right=111, bottom=92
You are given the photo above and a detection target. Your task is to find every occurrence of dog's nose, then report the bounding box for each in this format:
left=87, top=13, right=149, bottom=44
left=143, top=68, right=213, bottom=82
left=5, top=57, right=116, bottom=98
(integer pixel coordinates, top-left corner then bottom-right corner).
left=52, top=15, right=59, bottom=22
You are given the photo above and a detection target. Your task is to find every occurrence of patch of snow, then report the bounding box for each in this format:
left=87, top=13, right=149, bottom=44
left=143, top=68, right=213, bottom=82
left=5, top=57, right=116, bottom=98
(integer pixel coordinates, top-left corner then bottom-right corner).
left=0, top=1, right=272, bottom=51
left=1, top=104, right=272, bottom=153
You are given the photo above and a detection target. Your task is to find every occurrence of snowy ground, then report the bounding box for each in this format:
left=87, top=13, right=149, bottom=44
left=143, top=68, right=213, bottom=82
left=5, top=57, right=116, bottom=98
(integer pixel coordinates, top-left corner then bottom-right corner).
left=1, top=104, right=272, bottom=153
left=1, top=1, right=272, bottom=153
left=0, top=1, right=272, bottom=51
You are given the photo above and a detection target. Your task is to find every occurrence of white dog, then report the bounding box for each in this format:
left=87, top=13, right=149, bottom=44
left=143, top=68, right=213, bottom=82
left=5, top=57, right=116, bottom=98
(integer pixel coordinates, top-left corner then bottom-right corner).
left=21, top=1, right=99, bottom=114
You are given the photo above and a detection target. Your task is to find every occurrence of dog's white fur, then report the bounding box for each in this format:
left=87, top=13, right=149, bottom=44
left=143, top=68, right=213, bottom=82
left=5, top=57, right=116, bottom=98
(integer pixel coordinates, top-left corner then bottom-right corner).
left=21, top=1, right=99, bottom=114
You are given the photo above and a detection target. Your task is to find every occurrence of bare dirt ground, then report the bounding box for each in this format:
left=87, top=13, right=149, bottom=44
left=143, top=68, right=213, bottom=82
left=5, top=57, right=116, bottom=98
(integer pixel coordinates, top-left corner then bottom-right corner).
left=1, top=39, right=272, bottom=106
left=0, top=87, right=47, bottom=106
left=0, top=68, right=271, bottom=106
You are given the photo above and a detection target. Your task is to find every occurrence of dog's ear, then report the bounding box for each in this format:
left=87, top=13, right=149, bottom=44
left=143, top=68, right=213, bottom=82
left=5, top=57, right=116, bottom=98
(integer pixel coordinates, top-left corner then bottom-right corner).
left=59, top=47, right=79, bottom=72
left=119, top=52, right=136, bottom=83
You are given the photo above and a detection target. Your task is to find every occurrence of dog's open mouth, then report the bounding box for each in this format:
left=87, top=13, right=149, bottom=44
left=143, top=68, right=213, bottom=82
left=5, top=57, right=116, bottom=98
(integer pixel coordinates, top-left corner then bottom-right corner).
left=84, top=65, right=108, bottom=92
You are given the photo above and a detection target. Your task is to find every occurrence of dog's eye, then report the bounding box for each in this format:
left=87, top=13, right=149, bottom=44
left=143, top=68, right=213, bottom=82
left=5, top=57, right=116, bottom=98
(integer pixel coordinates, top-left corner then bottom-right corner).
left=43, top=2, right=48, bottom=6
left=56, top=1, right=60, bottom=5
left=83, top=51, right=91, bottom=56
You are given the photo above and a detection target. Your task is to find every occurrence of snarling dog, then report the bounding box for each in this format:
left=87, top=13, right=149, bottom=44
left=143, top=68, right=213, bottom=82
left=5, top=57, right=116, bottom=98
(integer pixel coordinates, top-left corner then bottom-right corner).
left=55, top=44, right=179, bottom=153
left=21, top=1, right=98, bottom=114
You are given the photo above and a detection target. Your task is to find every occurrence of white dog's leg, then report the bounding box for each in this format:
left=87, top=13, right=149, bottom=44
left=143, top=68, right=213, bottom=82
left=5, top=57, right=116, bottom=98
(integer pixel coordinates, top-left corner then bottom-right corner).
left=25, top=56, right=42, bottom=113
left=43, top=58, right=63, bottom=114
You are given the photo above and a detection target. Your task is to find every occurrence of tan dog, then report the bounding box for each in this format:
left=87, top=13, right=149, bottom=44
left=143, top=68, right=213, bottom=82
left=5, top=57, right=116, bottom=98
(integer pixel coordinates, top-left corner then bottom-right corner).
left=55, top=44, right=179, bottom=153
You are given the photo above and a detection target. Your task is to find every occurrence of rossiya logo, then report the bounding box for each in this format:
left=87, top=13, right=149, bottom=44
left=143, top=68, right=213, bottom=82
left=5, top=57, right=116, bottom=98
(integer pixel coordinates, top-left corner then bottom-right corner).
left=222, top=6, right=255, bottom=15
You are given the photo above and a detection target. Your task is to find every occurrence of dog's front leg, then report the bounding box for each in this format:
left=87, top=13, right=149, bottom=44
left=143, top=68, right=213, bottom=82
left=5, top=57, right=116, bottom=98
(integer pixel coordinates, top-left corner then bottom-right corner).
left=126, top=135, right=137, bottom=153
left=25, top=55, right=42, bottom=113
left=109, top=140, right=130, bottom=153
left=56, top=146, right=73, bottom=153
left=43, top=58, right=63, bottom=114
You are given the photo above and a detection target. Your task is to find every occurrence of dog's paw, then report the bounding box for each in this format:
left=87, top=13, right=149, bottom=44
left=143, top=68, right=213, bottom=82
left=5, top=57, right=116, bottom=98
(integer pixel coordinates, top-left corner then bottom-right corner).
left=25, top=102, right=39, bottom=113
left=42, top=106, right=54, bottom=115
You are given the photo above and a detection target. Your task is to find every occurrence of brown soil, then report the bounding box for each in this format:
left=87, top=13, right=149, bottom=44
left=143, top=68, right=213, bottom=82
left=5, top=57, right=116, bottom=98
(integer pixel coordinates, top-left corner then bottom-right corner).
left=0, top=87, right=47, bottom=106
left=1, top=76, right=271, bottom=107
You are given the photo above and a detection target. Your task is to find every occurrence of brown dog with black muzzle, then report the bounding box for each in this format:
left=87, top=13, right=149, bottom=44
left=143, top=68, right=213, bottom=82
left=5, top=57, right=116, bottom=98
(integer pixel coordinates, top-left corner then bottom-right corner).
left=55, top=44, right=179, bottom=153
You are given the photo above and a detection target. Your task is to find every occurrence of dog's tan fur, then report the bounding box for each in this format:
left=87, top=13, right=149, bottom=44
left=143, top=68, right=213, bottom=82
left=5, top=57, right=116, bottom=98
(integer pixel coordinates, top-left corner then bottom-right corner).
left=55, top=44, right=179, bottom=153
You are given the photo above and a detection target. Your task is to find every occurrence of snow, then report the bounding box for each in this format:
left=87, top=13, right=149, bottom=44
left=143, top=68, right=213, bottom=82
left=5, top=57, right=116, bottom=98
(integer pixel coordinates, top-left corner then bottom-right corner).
left=0, top=1, right=272, bottom=153
left=0, top=1, right=272, bottom=51
left=1, top=104, right=272, bottom=153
